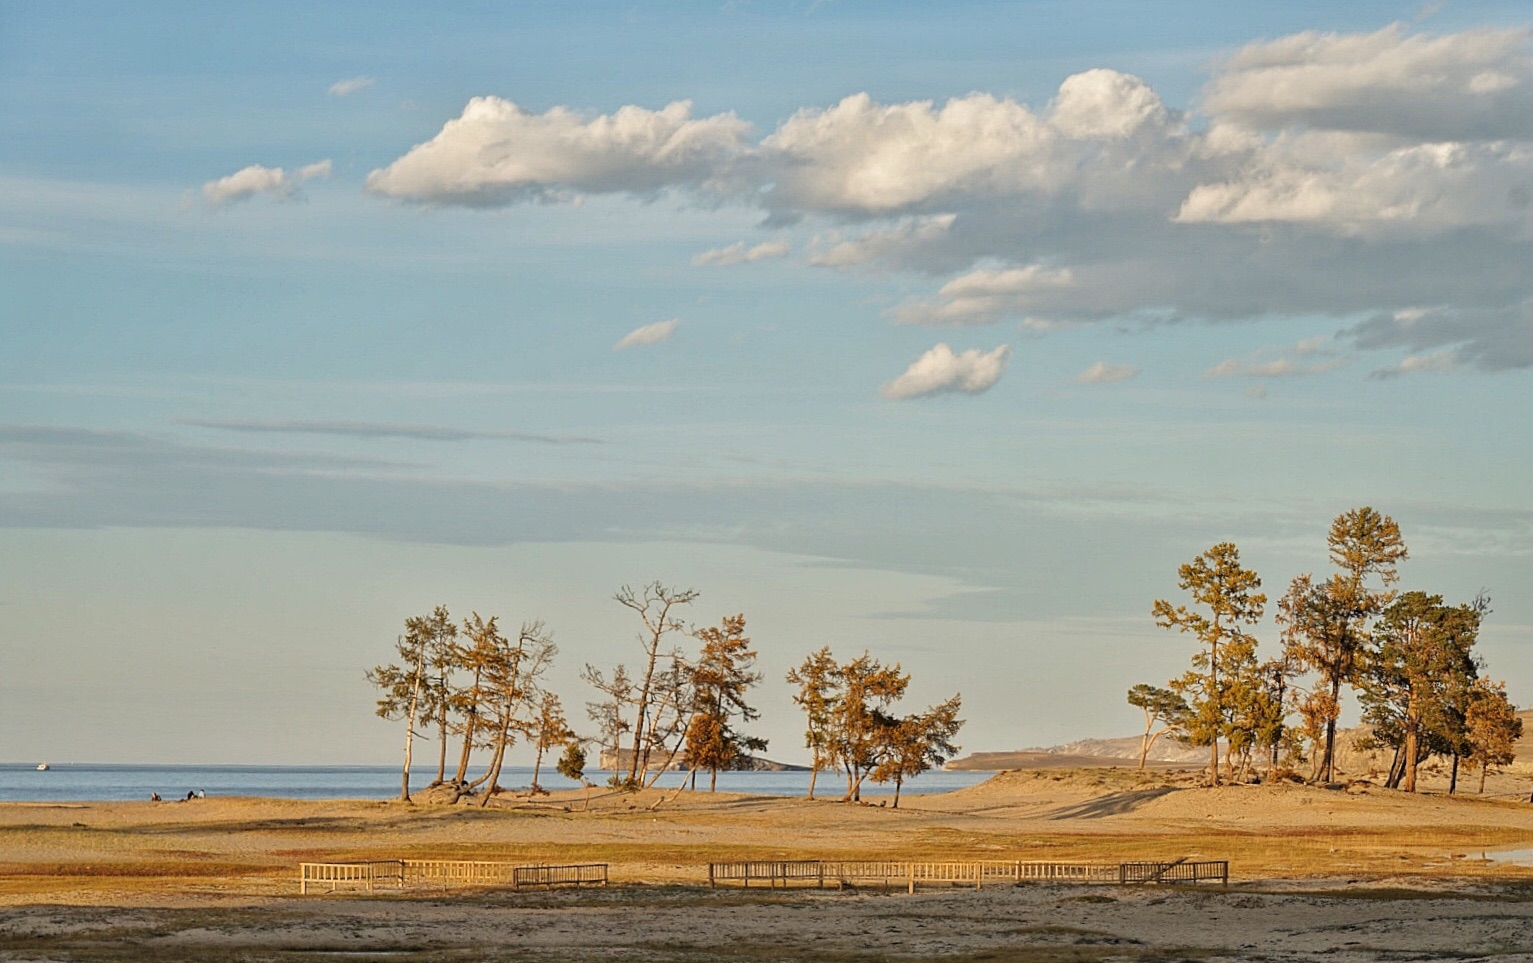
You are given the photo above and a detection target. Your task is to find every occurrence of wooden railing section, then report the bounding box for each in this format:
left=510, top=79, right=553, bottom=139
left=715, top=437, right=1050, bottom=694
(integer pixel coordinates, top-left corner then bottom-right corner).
left=299, top=861, right=405, bottom=894
left=708, top=858, right=1226, bottom=892
left=514, top=863, right=609, bottom=888
left=299, top=860, right=608, bottom=894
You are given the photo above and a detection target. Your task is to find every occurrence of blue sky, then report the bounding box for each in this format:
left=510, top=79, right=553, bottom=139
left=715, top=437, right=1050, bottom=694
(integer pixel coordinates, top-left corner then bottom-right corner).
left=3, top=1, right=1533, bottom=764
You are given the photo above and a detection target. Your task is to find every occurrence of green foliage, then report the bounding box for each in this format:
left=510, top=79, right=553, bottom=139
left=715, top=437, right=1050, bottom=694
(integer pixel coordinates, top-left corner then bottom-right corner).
left=1152, top=542, right=1266, bottom=784
left=686, top=614, right=767, bottom=789
left=1358, top=591, right=1481, bottom=791
left=1279, top=507, right=1408, bottom=781
left=555, top=742, right=587, bottom=783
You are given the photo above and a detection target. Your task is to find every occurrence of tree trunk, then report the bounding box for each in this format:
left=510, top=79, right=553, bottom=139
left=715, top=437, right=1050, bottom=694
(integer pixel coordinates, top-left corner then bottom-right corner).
left=452, top=667, right=484, bottom=784
left=400, top=651, right=426, bottom=803
left=1138, top=718, right=1152, bottom=771
left=807, top=761, right=819, bottom=800
left=1449, top=754, right=1460, bottom=795
left=1385, top=744, right=1403, bottom=789
left=1479, top=761, right=1488, bottom=795
left=531, top=742, right=545, bottom=793
left=893, top=775, right=902, bottom=809
left=1402, top=726, right=1420, bottom=793
left=708, top=769, right=717, bottom=792
left=1319, top=676, right=1342, bottom=783
left=1209, top=635, right=1221, bottom=787
left=626, top=620, right=668, bottom=787
left=435, top=705, right=448, bottom=785
left=478, top=714, right=513, bottom=807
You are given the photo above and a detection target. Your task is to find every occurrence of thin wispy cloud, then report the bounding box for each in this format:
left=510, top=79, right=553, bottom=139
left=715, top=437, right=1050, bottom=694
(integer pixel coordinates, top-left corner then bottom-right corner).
left=178, top=419, right=603, bottom=444
left=1076, top=361, right=1139, bottom=385
left=692, top=240, right=789, bottom=266
left=1369, top=349, right=1462, bottom=379
left=614, top=318, right=680, bottom=350
left=328, top=76, right=375, bottom=97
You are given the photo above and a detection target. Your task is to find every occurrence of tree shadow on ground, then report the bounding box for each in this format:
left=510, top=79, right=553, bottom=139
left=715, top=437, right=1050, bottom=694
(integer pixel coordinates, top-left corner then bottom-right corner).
left=1043, top=788, right=1179, bottom=820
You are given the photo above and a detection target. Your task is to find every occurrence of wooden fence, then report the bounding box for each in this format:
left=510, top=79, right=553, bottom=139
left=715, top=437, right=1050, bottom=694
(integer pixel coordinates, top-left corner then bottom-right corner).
left=514, top=863, right=609, bottom=888
left=1117, top=860, right=1228, bottom=886
left=299, top=861, right=405, bottom=894
left=299, top=860, right=608, bottom=895
left=708, top=858, right=1226, bottom=893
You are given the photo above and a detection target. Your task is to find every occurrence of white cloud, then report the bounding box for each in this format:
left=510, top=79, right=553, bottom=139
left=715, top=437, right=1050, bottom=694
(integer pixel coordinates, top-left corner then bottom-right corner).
left=614, top=318, right=680, bottom=350
left=691, top=239, right=790, bottom=267
left=328, top=76, right=376, bottom=97
left=881, top=343, right=1011, bottom=400
left=361, top=25, right=1533, bottom=372
left=1370, top=348, right=1463, bottom=378
left=1076, top=361, right=1139, bottom=385
left=1176, top=138, right=1533, bottom=237
left=810, top=214, right=956, bottom=268
left=1204, top=353, right=1344, bottom=379
left=1202, top=23, right=1533, bottom=140
left=200, top=160, right=332, bottom=207
left=1049, top=68, right=1170, bottom=139
left=891, top=265, right=1076, bottom=326
left=365, top=97, right=751, bottom=205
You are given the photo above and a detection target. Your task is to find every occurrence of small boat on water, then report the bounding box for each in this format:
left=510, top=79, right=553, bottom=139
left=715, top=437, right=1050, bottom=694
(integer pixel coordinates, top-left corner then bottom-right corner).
left=36, top=763, right=49, bottom=771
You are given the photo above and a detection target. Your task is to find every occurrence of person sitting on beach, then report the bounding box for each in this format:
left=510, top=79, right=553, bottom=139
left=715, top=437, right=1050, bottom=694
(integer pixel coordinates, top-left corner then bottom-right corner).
left=186, top=791, right=196, bottom=801
left=150, top=792, right=160, bottom=802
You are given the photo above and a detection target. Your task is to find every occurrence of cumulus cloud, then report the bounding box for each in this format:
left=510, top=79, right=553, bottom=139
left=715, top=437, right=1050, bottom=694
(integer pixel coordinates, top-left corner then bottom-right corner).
left=614, top=318, right=680, bottom=350
left=881, top=343, right=1011, bottom=400
left=365, top=98, right=750, bottom=205
left=692, top=239, right=789, bottom=266
left=1203, top=23, right=1533, bottom=141
left=200, top=160, right=332, bottom=206
left=1176, top=138, right=1533, bottom=237
left=328, top=76, right=375, bottom=97
left=1076, top=361, right=1140, bottom=384
left=363, top=24, right=1533, bottom=372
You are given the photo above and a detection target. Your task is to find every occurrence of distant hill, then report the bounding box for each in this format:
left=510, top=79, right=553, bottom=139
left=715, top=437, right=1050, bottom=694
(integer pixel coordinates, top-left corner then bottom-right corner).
left=947, top=709, right=1533, bottom=773
left=597, top=749, right=809, bottom=772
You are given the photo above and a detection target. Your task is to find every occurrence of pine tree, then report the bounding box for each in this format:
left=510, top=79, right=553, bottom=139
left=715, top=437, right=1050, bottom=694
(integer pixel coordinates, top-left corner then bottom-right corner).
left=529, top=691, right=576, bottom=794
left=1358, top=592, right=1480, bottom=791
left=1464, top=678, right=1521, bottom=794
left=685, top=614, right=766, bottom=791
left=1126, top=684, right=1189, bottom=770
left=366, top=606, right=454, bottom=802
left=1153, top=542, right=1266, bottom=786
left=786, top=647, right=840, bottom=799
left=1278, top=507, right=1407, bottom=782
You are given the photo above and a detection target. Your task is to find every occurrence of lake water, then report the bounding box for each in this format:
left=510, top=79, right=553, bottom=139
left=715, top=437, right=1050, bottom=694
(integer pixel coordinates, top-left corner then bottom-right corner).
left=0, top=763, right=991, bottom=802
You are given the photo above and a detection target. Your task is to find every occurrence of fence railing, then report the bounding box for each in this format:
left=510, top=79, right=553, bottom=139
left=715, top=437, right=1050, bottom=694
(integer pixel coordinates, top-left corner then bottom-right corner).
left=299, top=860, right=609, bottom=894
left=403, top=860, right=520, bottom=887
left=514, top=863, right=609, bottom=888
left=707, top=858, right=1227, bottom=892
left=1118, top=860, right=1228, bottom=886
left=299, top=861, right=405, bottom=895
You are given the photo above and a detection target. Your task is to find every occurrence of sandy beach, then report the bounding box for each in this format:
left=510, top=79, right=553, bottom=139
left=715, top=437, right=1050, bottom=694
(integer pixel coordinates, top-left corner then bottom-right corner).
left=5, top=767, right=1533, bottom=960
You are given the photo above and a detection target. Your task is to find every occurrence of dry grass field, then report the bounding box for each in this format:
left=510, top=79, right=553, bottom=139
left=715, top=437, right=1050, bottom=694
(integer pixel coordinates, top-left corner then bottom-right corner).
left=4, top=767, right=1533, bottom=961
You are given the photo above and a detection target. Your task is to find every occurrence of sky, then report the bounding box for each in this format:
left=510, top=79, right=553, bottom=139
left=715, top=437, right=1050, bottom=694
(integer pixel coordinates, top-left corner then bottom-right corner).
left=4, top=1, right=1533, bottom=766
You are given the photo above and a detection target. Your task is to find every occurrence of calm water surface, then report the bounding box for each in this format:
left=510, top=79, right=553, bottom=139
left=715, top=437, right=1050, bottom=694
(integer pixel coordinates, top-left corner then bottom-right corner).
left=0, top=764, right=990, bottom=802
